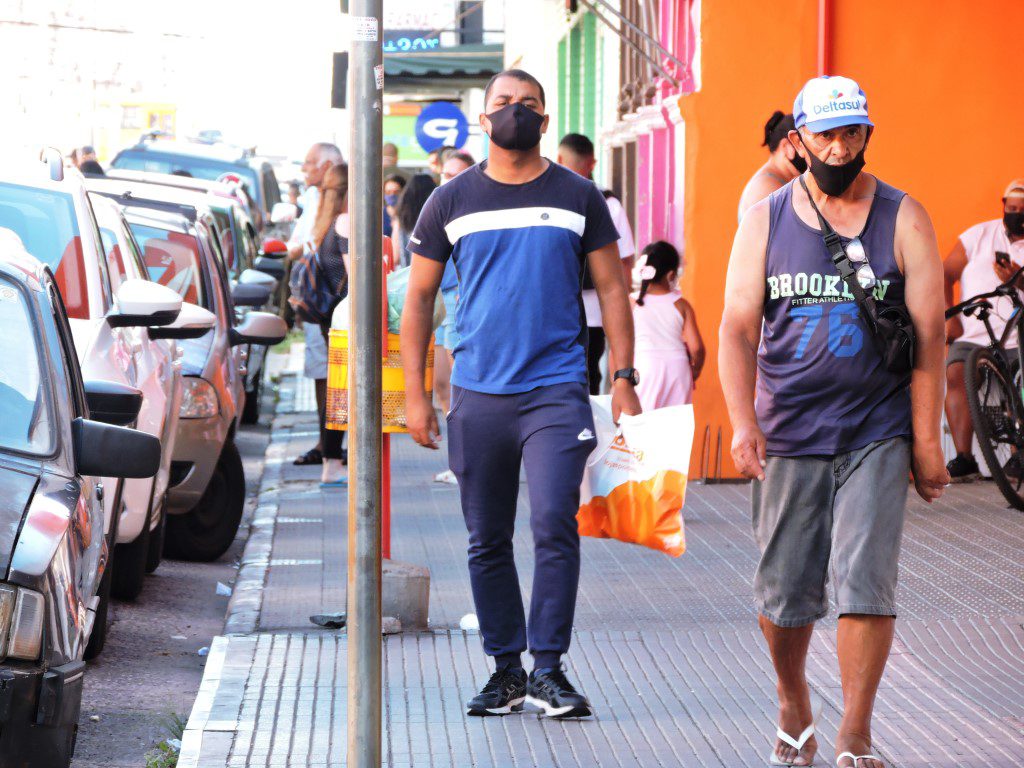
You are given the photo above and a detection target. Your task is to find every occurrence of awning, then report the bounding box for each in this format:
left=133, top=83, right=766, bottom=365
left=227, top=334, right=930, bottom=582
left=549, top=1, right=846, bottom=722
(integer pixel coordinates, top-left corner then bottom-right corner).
left=576, top=0, right=690, bottom=89
left=384, top=43, right=504, bottom=89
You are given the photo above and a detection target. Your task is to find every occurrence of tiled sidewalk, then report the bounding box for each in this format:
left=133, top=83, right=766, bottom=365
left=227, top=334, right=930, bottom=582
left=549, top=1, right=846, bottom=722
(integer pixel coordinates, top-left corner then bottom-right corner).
left=179, top=372, right=1024, bottom=767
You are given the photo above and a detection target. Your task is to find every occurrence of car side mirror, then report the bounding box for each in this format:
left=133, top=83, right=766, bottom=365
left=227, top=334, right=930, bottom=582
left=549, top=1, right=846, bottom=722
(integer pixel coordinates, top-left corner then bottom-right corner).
left=107, top=279, right=182, bottom=328
left=260, top=238, right=289, bottom=258
left=84, top=380, right=143, bottom=426
left=231, top=283, right=271, bottom=308
left=73, top=418, right=160, bottom=479
left=238, top=267, right=277, bottom=291
left=269, top=203, right=297, bottom=225
left=254, top=256, right=285, bottom=280
left=148, top=302, right=216, bottom=340
left=229, top=311, right=287, bottom=346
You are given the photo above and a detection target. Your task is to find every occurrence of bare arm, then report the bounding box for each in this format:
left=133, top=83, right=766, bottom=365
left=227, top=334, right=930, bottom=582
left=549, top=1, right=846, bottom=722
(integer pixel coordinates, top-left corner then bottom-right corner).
left=943, top=239, right=967, bottom=342
left=719, top=199, right=769, bottom=479
left=897, top=196, right=949, bottom=501
left=590, top=241, right=641, bottom=419
left=400, top=254, right=446, bottom=448
left=620, top=255, right=635, bottom=292
left=942, top=239, right=967, bottom=306
left=737, top=172, right=785, bottom=221
left=678, top=298, right=705, bottom=380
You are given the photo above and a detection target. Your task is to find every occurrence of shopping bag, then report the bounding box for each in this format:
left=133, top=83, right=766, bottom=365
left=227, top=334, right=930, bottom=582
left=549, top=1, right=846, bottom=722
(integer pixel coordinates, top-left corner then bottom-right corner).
left=577, top=396, right=694, bottom=557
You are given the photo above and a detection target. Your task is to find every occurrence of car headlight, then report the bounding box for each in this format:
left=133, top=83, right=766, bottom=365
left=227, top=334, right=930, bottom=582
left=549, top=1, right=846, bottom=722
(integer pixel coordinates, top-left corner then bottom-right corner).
left=0, top=584, right=43, bottom=661
left=180, top=377, right=219, bottom=419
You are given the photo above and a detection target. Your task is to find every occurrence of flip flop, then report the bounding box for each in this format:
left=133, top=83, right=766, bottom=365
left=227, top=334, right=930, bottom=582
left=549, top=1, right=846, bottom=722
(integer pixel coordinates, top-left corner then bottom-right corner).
left=837, top=753, right=883, bottom=767
left=319, top=478, right=348, bottom=488
left=294, top=448, right=323, bottom=466
left=769, top=701, right=821, bottom=766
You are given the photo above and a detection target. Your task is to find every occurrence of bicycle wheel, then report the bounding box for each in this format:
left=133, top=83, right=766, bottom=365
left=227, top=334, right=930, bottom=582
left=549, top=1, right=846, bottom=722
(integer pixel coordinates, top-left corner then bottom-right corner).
left=964, top=347, right=1024, bottom=510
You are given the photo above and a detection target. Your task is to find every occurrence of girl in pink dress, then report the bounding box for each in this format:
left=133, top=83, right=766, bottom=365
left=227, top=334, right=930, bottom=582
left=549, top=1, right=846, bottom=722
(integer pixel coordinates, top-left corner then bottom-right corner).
left=631, top=241, right=705, bottom=410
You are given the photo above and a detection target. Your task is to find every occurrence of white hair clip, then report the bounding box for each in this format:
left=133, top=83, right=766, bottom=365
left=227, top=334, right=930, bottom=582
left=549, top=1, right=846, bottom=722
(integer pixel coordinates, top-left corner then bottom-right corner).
left=639, top=265, right=657, bottom=281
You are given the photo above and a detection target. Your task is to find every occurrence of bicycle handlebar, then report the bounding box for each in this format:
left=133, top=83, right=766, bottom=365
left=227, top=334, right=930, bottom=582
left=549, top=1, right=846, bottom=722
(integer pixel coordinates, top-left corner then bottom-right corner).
left=945, top=262, right=1024, bottom=320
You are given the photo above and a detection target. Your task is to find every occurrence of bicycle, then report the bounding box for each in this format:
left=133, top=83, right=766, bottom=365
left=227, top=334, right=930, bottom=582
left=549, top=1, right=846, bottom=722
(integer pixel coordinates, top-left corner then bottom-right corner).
left=946, top=262, right=1024, bottom=510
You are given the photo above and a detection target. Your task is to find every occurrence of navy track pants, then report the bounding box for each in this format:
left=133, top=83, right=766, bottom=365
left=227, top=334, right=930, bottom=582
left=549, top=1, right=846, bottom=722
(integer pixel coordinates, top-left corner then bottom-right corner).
left=447, top=381, right=597, bottom=668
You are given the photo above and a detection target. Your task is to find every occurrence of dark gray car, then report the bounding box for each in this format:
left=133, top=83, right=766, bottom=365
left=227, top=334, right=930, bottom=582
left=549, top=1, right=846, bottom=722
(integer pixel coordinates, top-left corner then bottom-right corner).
left=0, top=242, right=160, bottom=767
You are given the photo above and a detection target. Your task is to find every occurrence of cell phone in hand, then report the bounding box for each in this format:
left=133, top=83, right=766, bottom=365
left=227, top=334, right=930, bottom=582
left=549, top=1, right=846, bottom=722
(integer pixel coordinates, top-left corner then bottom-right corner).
left=996, top=250, right=1011, bottom=267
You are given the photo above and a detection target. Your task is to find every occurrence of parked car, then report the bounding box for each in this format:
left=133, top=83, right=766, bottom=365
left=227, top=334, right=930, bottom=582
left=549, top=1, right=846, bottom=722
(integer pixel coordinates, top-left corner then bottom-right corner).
left=0, top=232, right=160, bottom=767
left=90, top=194, right=216, bottom=591
left=109, top=138, right=281, bottom=231
left=0, top=157, right=201, bottom=605
left=85, top=175, right=286, bottom=424
left=104, top=168, right=263, bottom=245
left=102, top=202, right=286, bottom=561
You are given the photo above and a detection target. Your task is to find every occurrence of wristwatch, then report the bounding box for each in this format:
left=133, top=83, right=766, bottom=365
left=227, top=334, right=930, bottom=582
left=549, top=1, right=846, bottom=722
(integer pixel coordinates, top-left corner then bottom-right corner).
left=613, top=367, right=640, bottom=386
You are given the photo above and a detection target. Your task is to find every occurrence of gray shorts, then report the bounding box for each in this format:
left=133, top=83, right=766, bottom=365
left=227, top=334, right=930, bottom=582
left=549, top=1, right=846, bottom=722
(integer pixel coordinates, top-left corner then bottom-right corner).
left=751, top=437, right=911, bottom=627
left=947, top=341, right=982, bottom=367
left=946, top=341, right=1017, bottom=368
left=303, top=321, right=328, bottom=379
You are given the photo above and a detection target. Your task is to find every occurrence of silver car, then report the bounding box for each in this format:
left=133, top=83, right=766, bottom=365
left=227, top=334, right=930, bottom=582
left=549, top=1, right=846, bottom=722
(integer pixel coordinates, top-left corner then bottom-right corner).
left=112, top=204, right=286, bottom=561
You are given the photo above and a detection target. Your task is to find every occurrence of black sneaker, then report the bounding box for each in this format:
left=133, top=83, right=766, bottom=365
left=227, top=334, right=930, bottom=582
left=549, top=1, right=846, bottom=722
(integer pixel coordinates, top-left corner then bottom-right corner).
left=526, top=666, right=592, bottom=719
left=1003, top=454, right=1023, bottom=482
left=946, top=453, right=980, bottom=483
left=466, top=665, right=527, bottom=716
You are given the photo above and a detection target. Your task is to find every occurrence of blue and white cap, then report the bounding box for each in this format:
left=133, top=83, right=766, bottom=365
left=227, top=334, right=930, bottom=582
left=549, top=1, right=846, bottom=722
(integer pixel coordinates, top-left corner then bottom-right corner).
left=793, top=75, right=873, bottom=133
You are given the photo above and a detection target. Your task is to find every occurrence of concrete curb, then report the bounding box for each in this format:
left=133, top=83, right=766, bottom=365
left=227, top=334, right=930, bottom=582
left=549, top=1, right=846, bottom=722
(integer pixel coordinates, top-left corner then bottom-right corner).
left=222, top=372, right=297, bottom=635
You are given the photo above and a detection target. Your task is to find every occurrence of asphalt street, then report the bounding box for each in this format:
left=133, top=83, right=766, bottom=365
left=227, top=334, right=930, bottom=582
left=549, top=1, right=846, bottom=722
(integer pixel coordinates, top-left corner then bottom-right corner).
left=70, top=411, right=272, bottom=767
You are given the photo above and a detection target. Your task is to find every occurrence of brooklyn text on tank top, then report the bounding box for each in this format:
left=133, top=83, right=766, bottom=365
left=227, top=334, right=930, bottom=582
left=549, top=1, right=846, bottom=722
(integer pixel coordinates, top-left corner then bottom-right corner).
left=755, top=177, right=912, bottom=457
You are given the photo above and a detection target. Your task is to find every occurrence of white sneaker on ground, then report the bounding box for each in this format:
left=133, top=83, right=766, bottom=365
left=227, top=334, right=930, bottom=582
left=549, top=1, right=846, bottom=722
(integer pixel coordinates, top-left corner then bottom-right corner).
left=434, top=469, right=458, bottom=485
left=321, top=459, right=347, bottom=487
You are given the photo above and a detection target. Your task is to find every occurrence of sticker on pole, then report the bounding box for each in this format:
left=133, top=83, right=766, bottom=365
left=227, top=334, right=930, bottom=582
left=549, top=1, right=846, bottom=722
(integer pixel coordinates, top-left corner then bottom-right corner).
left=351, top=16, right=379, bottom=41
left=414, top=102, right=470, bottom=153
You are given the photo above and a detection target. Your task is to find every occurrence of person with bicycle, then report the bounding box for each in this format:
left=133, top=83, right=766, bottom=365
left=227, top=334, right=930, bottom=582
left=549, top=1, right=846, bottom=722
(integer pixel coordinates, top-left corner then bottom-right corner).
left=720, top=75, right=948, bottom=768
left=943, top=179, right=1024, bottom=482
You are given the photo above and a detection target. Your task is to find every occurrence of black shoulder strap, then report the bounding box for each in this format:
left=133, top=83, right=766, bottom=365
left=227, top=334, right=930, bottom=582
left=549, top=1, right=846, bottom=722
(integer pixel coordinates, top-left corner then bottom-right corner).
left=798, top=176, right=879, bottom=330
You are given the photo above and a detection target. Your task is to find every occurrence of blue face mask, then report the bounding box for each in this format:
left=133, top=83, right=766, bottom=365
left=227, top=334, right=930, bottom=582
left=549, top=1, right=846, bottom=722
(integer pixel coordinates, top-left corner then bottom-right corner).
left=384, top=194, right=398, bottom=207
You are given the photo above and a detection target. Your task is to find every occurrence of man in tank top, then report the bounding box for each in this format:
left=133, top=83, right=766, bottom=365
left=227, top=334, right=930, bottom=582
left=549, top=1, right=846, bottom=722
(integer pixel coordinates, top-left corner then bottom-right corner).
left=719, top=76, right=948, bottom=768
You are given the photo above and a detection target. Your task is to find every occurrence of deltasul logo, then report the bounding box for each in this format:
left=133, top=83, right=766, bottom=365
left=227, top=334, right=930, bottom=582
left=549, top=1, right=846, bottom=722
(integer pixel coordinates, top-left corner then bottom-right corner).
left=813, top=98, right=862, bottom=115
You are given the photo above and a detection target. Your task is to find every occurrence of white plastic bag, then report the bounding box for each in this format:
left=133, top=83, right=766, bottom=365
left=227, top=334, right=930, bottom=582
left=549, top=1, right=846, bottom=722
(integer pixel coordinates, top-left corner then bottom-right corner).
left=577, top=396, right=695, bottom=557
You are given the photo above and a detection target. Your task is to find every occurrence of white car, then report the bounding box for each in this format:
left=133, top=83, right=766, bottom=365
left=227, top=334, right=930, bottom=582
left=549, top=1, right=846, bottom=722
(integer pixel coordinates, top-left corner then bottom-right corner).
left=90, top=194, right=216, bottom=589
left=0, top=152, right=214, bottom=605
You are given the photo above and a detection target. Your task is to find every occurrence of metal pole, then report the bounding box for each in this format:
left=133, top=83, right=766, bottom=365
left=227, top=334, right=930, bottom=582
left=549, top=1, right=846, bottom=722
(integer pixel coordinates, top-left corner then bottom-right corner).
left=347, top=1, right=383, bottom=766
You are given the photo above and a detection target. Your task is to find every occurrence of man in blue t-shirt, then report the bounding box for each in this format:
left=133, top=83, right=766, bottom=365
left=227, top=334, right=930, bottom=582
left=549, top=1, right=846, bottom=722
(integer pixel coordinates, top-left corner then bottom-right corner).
left=401, top=69, right=641, bottom=720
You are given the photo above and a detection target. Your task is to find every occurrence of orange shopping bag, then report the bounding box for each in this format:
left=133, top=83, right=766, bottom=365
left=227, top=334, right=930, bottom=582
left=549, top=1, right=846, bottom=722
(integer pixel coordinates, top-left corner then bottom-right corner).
left=577, top=397, right=695, bottom=557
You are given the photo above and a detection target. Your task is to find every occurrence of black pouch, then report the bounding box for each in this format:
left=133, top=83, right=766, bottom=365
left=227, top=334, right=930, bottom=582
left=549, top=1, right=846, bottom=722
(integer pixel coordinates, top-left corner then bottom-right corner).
left=875, top=305, right=915, bottom=374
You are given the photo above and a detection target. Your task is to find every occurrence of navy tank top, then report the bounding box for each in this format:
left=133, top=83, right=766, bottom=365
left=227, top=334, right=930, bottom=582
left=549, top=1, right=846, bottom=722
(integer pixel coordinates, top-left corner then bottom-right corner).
left=756, top=178, right=912, bottom=456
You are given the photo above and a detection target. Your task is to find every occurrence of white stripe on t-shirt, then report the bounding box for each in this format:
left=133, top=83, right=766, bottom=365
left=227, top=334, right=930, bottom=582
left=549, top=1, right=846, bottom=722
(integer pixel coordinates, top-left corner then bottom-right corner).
left=444, top=206, right=586, bottom=245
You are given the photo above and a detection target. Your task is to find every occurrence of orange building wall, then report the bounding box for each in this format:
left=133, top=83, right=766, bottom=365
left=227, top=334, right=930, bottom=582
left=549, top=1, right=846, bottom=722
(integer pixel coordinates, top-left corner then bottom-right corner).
left=679, top=0, right=1024, bottom=479
left=678, top=1, right=817, bottom=478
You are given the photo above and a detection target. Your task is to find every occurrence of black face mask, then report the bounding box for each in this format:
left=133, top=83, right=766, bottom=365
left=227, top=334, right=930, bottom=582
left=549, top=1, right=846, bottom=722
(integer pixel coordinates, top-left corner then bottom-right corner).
left=799, top=135, right=867, bottom=197
left=485, top=103, right=545, bottom=151
left=789, top=152, right=808, bottom=174
left=1004, top=211, right=1024, bottom=237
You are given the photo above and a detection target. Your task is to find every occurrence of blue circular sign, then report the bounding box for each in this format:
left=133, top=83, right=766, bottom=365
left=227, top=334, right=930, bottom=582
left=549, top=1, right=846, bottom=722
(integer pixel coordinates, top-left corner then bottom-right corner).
left=414, top=102, right=469, bottom=153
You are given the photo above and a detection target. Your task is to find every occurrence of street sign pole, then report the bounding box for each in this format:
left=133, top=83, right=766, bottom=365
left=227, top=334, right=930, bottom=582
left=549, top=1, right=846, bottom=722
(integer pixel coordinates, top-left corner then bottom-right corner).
left=347, top=1, right=383, bottom=766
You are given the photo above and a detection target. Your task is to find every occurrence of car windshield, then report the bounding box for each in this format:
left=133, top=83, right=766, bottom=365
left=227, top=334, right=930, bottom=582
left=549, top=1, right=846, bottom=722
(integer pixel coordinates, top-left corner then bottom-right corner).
left=112, top=153, right=260, bottom=204
left=127, top=223, right=208, bottom=309
left=0, top=279, right=52, bottom=455
left=0, top=183, right=88, bottom=319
